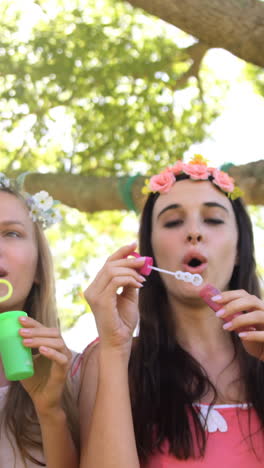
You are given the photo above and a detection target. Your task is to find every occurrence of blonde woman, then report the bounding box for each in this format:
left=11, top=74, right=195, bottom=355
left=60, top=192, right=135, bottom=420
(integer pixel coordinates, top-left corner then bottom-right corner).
left=0, top=175, right=79, bottom=468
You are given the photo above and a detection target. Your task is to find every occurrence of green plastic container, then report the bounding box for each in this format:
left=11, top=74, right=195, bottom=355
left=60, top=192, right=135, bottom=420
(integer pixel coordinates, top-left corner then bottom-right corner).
left=0, top=311, right=34, bottom=380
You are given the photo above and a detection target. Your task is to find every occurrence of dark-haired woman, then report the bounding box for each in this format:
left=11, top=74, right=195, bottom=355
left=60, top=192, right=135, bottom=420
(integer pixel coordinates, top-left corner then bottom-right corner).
left=80, top=156, right=264, bottom=467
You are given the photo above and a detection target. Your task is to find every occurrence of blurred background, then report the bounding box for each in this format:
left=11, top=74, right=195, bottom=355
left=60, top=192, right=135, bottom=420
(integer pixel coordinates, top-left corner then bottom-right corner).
left=1, top=0, right=264, bottom=352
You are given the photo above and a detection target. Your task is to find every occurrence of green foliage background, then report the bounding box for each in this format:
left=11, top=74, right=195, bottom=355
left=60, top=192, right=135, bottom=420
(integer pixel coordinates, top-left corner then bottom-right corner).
left=0, top=0, right=263, bottom=327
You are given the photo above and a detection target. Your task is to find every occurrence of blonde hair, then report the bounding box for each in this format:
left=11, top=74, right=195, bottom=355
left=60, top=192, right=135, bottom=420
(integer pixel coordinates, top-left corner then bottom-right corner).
left=1, top=188, right=79, bottom=465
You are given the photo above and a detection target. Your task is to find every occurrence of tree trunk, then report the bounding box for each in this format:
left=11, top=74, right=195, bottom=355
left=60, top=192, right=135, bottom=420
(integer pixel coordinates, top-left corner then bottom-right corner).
left=19, top=159, right=264, bottom=213
left=229, top=160, right=264, bottom=205
left=125, top=0, right=264, bottom=67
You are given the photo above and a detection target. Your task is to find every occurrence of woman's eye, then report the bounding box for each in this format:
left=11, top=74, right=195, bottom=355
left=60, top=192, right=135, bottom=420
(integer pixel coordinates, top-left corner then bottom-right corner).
left=5, top=231, right=21, bottom=238
left=164, top=220, right=183, bottom=228
left=204, top=218, right=224, bottom=224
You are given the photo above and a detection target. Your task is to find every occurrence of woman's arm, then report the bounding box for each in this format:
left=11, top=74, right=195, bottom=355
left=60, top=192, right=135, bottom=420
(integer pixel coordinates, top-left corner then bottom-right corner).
left=79, top=343, right=140, bottom=468
left=79, top=243, right=144, bottom=468
left=37, top=408, right=78, bottom=468
left=19, top=317, right=79, bottom=468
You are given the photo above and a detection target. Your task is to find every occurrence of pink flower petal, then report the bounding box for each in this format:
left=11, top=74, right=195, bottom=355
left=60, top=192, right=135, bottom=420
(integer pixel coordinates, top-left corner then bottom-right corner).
left=150, top=170, right=175, bottom=193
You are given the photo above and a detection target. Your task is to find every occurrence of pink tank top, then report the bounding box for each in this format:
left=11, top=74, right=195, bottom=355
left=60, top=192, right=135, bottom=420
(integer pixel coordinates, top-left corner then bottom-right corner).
left=143, top=404, right=264, bottom=467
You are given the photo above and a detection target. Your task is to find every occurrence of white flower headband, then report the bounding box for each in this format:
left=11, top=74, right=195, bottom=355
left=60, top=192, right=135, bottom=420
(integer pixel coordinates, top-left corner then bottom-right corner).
left=0, top=172, right=62, bottom=229
left=142, top=154, right=244, bottom=200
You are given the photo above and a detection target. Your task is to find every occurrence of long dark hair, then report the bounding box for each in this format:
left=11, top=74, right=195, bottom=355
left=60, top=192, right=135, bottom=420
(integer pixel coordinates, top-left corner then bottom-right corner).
left=129, top=186, right=264, bottom=463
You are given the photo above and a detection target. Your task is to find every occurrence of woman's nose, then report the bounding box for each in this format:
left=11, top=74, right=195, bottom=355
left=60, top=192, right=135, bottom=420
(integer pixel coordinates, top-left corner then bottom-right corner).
left=186, top=232, right=202, bottom=244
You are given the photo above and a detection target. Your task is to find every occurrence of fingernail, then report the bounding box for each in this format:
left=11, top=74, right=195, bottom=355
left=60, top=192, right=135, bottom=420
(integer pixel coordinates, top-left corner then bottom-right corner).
left=19, top=316, right=27, bottom=322
left=238, top=332, right=247, bottom=338
left=215, top=308, right=225, bottom=318
left=20, top=328, right=31, bottom=335
left=212, top=295, right=222, bottom=301
left=23, top=338, right=33, bottom=344
left=139, top=276, right=146, bottom=282
left=134, top=256, right=145, bottom=263
left=223, top=321, right=232, bottom=330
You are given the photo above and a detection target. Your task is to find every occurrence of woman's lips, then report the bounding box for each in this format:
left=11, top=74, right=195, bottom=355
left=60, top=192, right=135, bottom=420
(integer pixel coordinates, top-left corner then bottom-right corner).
left=182, top=250, right=208, bottom=275
left=182, top=262, right=208, bottom=274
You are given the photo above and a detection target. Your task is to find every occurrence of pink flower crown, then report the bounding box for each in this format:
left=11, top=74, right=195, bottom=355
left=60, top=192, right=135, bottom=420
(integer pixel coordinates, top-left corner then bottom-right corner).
left=142, top=155, right=243, bottom=200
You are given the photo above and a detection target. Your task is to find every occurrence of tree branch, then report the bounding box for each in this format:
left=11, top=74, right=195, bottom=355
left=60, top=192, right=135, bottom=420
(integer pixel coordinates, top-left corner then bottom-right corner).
left=229, top=160, right=264, bottom=205
left=125, top=0, right=264, bottom=67
left=171, top=42, right=209, bottom=90
left=9, top=159, right=263, bottom=213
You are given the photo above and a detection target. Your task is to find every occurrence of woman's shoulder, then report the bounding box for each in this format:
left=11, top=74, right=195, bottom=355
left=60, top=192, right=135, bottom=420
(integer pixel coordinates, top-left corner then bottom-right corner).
left=74, top=338, right=100, bottom=390
left=70, top=338, right=99, bottom=374
left=68, top=338, right=99, bottom=400
left=74, top=335, right=139, bottom=396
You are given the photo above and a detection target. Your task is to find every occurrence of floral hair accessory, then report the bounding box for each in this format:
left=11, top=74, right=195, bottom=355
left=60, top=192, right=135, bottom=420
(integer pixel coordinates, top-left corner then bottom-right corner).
left=0, top=172, right=62, bottom=229
left=142, top=155, right=244, bottom=200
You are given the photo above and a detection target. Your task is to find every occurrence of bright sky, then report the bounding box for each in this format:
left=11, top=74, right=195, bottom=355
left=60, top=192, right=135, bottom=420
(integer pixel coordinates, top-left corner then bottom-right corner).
left=188, top=49, right=264, bottom=167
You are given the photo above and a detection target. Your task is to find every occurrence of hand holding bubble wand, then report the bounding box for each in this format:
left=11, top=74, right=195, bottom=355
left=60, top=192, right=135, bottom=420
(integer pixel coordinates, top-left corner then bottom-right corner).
left=0, top=279, right=34, bottom=381
left=129, top=252, right=251, bottom=332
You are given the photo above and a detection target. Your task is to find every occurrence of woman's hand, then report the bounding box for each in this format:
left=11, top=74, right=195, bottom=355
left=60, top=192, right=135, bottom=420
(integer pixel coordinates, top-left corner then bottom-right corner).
left=213, top=289, right=264, bottom=360
left=84, top=243, right=146, bottom=352
left=19, top=316, right=72, bottom=417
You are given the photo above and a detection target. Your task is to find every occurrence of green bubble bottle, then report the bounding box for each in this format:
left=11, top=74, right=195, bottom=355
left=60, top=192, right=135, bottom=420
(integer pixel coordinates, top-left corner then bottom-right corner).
left=0, top=280, right=34, bottom=380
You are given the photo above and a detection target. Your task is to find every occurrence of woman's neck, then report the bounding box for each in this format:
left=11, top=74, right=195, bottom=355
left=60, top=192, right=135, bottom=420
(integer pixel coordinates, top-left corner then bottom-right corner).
left=168, top=297, right=246, bottom=403
left=168, top=295, right=231, bottom=353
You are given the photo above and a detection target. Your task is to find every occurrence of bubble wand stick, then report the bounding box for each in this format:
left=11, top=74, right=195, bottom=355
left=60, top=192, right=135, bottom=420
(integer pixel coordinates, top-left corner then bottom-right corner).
left=129, top=252, right=203, bottom=286
left=149, top=265, right=203, bottom=286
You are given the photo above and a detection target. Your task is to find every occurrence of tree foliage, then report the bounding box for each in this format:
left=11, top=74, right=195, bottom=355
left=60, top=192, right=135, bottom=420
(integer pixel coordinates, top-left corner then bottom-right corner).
left=0, top=0, right=222, bottom=176
left=47, top=207, right=139, bottom=329
left=245, top=64, right=264, bottom=97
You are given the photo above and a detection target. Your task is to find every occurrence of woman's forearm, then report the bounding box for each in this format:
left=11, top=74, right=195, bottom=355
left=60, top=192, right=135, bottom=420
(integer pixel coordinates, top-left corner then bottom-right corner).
left=80, top=346, right=140, bottom=468
left=38, top=408, right=79, bottom=468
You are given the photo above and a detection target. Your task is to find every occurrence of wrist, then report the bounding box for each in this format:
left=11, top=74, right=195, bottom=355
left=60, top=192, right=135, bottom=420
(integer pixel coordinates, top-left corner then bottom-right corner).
left=99, top=340, right=133, bottom=367
left=36, top=405, right=66, bottom=424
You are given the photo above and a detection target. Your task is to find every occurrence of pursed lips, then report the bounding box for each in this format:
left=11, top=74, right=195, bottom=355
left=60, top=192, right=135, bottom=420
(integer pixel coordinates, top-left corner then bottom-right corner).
left=182, top=251, right=208, bottom=274
left=0, top=269, right=8, bottom=278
